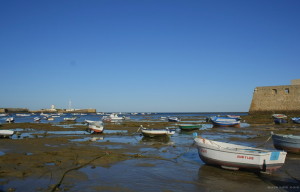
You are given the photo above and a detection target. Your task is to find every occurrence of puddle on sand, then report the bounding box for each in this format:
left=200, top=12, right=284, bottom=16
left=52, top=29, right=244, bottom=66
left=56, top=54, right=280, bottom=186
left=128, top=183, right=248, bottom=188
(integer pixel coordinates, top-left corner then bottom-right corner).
left=75, top=159, right=202, bottom=192
left=70, top=135, right=141, bottom=144
left=45, top=162, right=55, bottom=166
left=47, top=131, right=89, bottom=135
left=1, top=177, right=56, bottom=192
left=0, top=151, right=5, bottom=156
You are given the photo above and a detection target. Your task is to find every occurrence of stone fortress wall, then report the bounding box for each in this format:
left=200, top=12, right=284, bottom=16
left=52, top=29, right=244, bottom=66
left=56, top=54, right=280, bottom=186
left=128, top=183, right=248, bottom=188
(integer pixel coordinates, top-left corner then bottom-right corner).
left=249, top=79, right=300, bottom=114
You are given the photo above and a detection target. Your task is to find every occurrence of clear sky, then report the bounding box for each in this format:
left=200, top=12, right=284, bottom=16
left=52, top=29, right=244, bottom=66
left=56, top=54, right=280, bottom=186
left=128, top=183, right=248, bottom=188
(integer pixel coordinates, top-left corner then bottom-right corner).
left=0, top=0, right=300, bottom=112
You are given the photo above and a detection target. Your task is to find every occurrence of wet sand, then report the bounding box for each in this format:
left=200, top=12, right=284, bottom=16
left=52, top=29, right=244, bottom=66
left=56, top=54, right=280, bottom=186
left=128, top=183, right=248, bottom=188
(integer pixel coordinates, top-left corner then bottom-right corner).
left=1, top=115, right=300, bottom=191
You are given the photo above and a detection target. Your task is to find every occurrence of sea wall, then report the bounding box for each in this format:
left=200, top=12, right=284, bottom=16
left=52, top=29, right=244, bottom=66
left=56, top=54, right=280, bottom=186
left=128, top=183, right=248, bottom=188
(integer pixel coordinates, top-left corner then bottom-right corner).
left=249, top=84, right=300, bottom=114
left=31, top=109, right=97, bottom=113
left=0, top=108, right=29, bottom=113
left=1, top=108, right=96, bottom=113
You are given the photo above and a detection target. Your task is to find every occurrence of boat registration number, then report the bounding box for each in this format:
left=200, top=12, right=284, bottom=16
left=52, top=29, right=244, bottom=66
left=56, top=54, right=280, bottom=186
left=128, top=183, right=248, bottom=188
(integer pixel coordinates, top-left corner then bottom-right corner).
left=237, top=155, right=254, bottom=160
left=200, top=149, right=207, bottom=153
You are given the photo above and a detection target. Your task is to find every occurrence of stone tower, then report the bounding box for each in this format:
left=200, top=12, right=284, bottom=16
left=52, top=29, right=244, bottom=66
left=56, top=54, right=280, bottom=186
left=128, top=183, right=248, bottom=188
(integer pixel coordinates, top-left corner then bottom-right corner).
left=249, top=79, right=300, bottom=114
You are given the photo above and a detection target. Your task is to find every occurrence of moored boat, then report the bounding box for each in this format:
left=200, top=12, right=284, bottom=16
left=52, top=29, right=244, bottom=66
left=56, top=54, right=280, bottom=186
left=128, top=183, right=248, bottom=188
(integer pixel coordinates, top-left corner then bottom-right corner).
left=291, top=117, right=300, bottom=124
left=0, top=130, right=14, bottom=138
left=272, top=114, right=288, bottom=124
left=64, top=117, right=77, bottom=121
left=273, top=118, right=288, bottom=124
left=178, top=124, right=202, bottom=131
left=271, top=132, right=300, bottom=154
left=140, top=125, right=175, bottom=137
left=16, top=114, right=31, bottom=117
left=47, top=117, right=54, bottom=121
left=102, top=113, right=124, bottom=122
left=6, top=117, right=14, bottom=123
left=168, top=117, right=180, bottom=122
left=194, top=136, right=287, bottom=173
left=34, top=117, right=41, bottom=122
left=272, top=114, right=287, bottom=119
left=87, top=121, right=104, bottom=133
left=210, top=116, right=240, bottom=127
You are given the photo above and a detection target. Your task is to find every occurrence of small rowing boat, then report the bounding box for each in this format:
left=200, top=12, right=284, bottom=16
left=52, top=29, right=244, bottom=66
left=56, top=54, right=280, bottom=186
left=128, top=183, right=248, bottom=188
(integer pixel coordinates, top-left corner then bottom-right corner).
left=194, top=136, right=286, bottom=173
left=210, top=116, right=240, bottom=127
left=6, top=117, right=14, bottom=123
left=0, top=130, right=14, bottom=138
left=271, top=132, right=300, bottom=154
left=291, top=117, right=300, bottom=124
left=139, top=125, right=175, bottom=137
left=87, top=121, right=104, bottom=133
left=178, top=124, right=202, bottom=131
left=168, top=117, right=180, bottom=122
left=64, top=117, right=77, bottom=121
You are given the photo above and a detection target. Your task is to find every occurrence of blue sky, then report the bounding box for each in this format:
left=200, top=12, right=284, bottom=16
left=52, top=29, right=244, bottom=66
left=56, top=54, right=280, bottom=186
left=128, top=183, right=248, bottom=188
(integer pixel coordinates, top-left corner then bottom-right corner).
left=1, top=0, right=300, bottom=112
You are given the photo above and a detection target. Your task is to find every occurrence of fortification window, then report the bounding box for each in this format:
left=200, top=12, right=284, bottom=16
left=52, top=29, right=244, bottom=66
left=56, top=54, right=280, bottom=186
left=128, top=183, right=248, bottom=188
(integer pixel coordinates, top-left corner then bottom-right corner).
left=285, top=88, right=289, bottom=94
left=272, top=89, right=277, bottom=94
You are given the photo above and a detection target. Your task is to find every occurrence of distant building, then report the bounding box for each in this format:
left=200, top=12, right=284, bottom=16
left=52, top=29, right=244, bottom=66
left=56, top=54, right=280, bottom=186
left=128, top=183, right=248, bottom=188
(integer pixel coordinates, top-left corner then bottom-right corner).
left=249, top=79, right=300, bottom=114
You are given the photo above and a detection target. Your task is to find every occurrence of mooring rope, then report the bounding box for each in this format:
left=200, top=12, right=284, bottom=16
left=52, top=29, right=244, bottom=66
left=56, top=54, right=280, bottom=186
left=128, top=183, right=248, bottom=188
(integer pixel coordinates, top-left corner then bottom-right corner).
left=254, top=134, right=272, bottom=148
left=50, top=152, right=109, bottom=192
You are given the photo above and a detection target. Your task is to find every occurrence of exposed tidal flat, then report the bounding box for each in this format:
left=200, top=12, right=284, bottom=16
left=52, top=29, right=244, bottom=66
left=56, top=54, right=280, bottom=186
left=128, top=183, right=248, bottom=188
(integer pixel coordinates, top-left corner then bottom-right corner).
left=0, top=113, right=300, bottom=192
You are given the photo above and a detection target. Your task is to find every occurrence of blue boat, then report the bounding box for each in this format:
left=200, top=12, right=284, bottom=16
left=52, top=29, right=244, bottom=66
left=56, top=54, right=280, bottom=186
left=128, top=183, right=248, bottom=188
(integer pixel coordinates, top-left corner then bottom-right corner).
left=291, top=117, right=300, bottom=124
left=271, top=133, right=300, bottom=154
left=210, top=116, right=240, bottom=127
left=273, top=118, right=288, bottom=124
left=272, top=114, right=288, bottom=124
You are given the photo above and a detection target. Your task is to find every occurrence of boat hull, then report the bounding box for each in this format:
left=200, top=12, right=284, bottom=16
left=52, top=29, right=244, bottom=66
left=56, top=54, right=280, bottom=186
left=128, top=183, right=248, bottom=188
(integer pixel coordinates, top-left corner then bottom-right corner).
left=64, top=117, right=77, bottom=121
left=88, top=121, right=104, bottom=133
left=88, top=125, right=104, bottom=133
left=291, top=118, right=300, bottom=124
left=0, top=130, right=14, bottom=138
left=168, top=117, right=180, bottom=122
left=194, top=137, right=286, bottom=172
left=210, top=117, right=240, bottom=127
left=292, top=120, right=300, bottom=124
left=212, top=122, right=240, bottom=128
left=274, top=118, right=288, bottom=124
left=198, top=153, right=284, bottom=172
left=272, top=134, right=300, bottom=154
left=179, top=124, right=202, bottom=130
left=141, top=129, right=175, bottom=137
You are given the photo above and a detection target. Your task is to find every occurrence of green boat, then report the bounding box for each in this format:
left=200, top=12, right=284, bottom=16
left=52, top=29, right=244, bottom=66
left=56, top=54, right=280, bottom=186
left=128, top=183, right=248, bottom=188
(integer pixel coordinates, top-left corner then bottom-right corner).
left=178, top=124, right=202, bottom=130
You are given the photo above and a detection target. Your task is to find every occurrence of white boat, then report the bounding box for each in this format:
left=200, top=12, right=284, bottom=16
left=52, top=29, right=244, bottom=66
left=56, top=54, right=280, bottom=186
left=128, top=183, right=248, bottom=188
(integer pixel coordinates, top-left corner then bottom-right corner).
left=6, top=117, right=14, bottom=123
left=168, top=117, right=180, bottom=122
left=16, top=114, right=31, bottom=117
left=34, top=117, right=41, bottom=121
left=194, top=136, right=287, bottom=173
left=0, top=130, right=14, bottom=138
left=272, top=114, right=287, bottom=119
left=64, top=117, right=77, bottom=121
left=102, top=113, right=124, bottom=122
left=0, top=114, right=8, bottom=117
left=87, top=121, right=104, bottom=133
left=140, top=125, right=175, bottom=137
left=47, top=117, right=54, bottom=121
